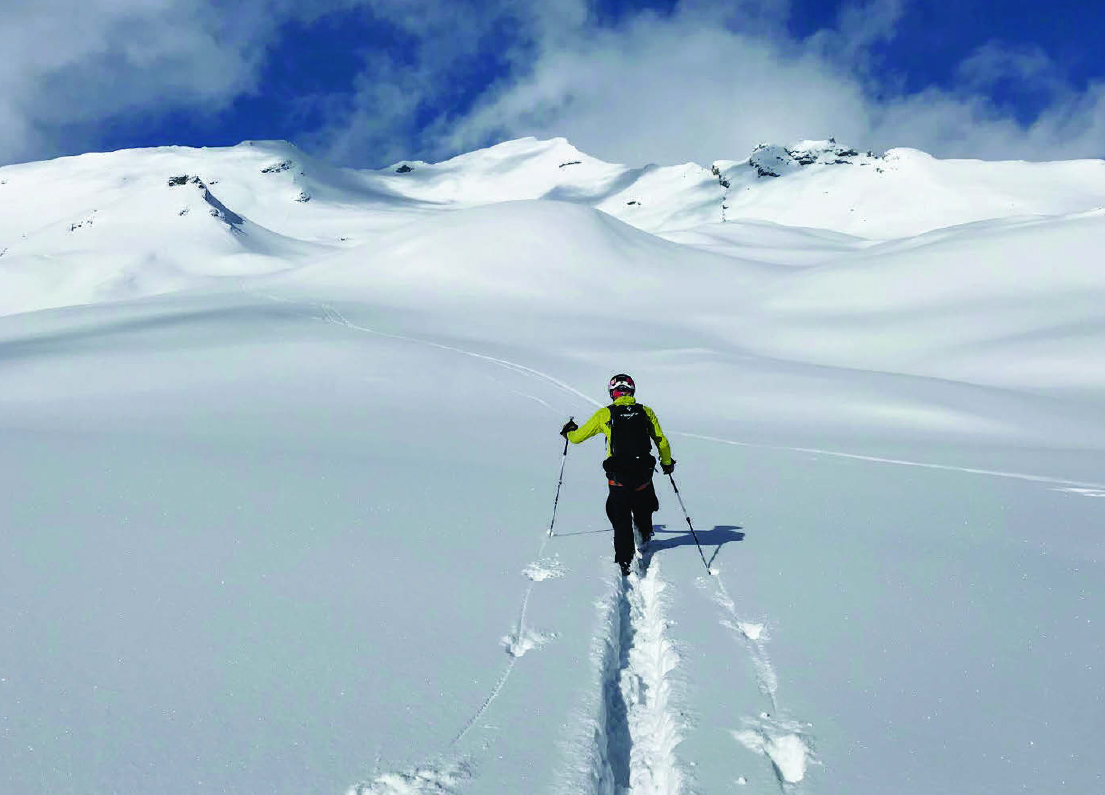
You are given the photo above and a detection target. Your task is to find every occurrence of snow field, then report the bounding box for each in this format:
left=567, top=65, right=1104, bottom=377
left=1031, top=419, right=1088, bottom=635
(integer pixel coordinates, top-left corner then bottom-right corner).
left=2, top=135, right=1105, bottom=795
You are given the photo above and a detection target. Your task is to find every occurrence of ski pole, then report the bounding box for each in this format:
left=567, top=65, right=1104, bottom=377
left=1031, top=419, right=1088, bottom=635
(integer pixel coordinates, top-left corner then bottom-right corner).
left=667, top=472, right=716, bottom=575
left=547, top=418, right=573, bottom=537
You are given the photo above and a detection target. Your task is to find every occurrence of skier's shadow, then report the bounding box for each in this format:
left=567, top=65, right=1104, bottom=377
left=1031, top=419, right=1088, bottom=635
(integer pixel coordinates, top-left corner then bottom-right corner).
left=646, top=524, right=744, bottom=569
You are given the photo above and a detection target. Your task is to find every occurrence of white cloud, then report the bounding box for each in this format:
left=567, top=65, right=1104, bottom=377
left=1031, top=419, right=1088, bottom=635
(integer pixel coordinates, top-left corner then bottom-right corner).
left=955, top=41, right=1066, bottom=96
left=417, top=3, right=1105, bottom=166
left=0, top=0, right=281, bottom=164
left=2, top=0, right=1103, bottom=169
left=430, top=9, right=884, bottom=165
left=303, top=0, right=592, bottom=165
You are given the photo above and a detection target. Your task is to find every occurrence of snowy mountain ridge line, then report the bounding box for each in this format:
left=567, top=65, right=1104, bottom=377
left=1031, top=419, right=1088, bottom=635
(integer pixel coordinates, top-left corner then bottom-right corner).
left=2, top=134, right=1105, bottom=320
left=4, top=135, right=1104, bottom=244
left=3, top=135, right=1105, bottom=256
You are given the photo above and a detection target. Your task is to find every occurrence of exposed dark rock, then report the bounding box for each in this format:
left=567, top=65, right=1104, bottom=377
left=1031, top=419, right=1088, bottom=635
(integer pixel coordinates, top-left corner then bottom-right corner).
left=626, top=200, right=639, bottom=205
left=200, top=188, right=244, bottom=231
left=745, top=140, right=883, bottom=175
left=559, top=160, right=582, bottom=168
left=749, top=144, right=795, bottom=177
left=395, top=164, right=414, bottom=173
left=261, top=161, right=292, bottom=174
left=168, top=175, right=189, bottom=186
left=68, top=211, right=96, bottom=232
left=295, top=191, right=311, bottom=203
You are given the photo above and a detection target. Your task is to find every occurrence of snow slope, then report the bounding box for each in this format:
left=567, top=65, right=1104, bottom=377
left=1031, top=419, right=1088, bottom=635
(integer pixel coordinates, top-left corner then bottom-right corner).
left=5, top=135, right=1105, bottom=316
left=2, top=137, right=1104, bottom=795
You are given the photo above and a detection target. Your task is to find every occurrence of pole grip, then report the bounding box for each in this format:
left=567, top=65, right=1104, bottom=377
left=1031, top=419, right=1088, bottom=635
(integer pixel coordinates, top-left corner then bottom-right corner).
left=562, top=415, right=574, bottom=454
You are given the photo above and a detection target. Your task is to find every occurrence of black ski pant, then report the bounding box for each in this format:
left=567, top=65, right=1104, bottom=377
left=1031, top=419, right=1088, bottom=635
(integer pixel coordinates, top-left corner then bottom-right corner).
left=606, top=480, right=658, bottom=565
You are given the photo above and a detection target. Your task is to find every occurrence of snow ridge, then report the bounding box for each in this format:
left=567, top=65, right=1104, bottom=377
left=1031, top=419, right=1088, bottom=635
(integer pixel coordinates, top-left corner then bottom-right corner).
left=588, top=554, right=683, bottom=795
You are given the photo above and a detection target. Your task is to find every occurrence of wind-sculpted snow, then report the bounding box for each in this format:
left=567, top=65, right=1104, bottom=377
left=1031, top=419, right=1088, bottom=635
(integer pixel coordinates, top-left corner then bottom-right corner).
left=4, top=135, right=1105, bottom=316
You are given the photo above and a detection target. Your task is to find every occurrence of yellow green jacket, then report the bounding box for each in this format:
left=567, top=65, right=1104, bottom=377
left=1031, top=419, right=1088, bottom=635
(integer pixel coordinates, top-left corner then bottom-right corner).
left=567, top=396, right=673, bottom=465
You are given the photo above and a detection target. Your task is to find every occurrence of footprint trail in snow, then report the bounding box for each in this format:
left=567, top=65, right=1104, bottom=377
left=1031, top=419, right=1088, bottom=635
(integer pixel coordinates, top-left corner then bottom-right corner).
left=585, top=548, right=684, bottom=794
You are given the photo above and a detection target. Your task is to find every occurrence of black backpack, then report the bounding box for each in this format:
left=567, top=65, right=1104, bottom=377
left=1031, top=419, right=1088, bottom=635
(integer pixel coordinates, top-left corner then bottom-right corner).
left=603, top=403, right=656, bottom=485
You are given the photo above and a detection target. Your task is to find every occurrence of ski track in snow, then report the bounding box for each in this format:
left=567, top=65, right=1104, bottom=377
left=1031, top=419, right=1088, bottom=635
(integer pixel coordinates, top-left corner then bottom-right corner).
left=703, top=575, right=815, bottom=791
left=295, top=297, right=818, bottom=791
left=317, top=303, right=602, bottom=411
left=268, top=296, right=851, bottom=791
left=449, top=491, right=559, bottom=745
left=587, top=550, right=684, bottom=795
left=679, top=432, right=1105, bottom=492
left=247, top=296, right=587, bottom=778
left=307, top=296, right=695, bottom=794
left=1054, top=486, right=1105, bottom=498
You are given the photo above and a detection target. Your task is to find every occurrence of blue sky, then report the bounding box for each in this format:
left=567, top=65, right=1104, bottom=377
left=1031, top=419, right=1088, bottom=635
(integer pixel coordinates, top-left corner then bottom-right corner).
left=3, top=0, right=1104, bottom=168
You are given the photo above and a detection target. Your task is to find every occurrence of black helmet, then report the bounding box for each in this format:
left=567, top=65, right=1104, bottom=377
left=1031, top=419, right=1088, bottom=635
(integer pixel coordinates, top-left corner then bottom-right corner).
left=608, top=373, right=635, bottom=399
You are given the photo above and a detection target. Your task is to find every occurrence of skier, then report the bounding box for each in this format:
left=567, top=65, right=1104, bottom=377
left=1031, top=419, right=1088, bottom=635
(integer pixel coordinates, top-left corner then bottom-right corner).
left=560, top=374, right=675, bottom=576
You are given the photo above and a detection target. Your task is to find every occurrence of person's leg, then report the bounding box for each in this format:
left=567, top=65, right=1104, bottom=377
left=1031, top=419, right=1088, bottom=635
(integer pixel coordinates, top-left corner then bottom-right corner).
left=605, top=485, right=635, bottom=567
left=632, top=481, right=658, bottom=543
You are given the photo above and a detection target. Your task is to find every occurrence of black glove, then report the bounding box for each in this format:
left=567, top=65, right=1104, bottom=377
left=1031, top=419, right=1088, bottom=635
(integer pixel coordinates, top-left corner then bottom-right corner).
left=661, top=459, right=676, bottom=475
left=560, top=419, right=578, bottom=438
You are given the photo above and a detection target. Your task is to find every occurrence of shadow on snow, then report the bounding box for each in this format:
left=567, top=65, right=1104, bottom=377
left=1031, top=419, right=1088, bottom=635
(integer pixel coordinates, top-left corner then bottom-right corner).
left=647, top=524, right=744, bottom=569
